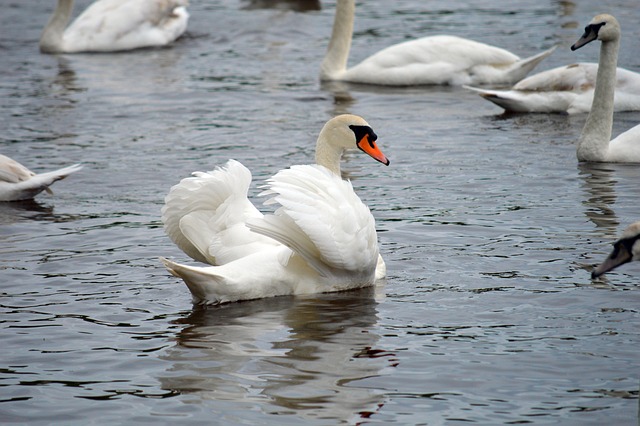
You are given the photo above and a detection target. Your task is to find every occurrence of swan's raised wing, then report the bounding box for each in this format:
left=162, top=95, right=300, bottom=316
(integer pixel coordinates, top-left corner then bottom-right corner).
left=162, top=159, right=279, bottom=266
left=246, top=164, right=379, bottom=279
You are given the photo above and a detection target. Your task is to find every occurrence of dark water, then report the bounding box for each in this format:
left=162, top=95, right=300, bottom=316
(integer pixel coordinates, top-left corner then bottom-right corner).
left=1, top=0, right=639, bottom=424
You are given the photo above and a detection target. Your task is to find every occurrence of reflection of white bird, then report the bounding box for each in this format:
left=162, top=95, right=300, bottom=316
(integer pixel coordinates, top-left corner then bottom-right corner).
left=0, top=155, right=82, bottom=201
left=39, top=0, right=189, bottom=53
left=571, top=14, right=640, bottom=162
left=161, top=114, right=389, bottom=305
left=320, top=0, right=555, bottom=86
left=592, top=221, right=640, bottom=278
left=465, top=63, right=640, bottom=114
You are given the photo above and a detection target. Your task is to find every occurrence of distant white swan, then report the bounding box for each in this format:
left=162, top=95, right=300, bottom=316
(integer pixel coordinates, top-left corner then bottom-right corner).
left=40, top=0, right=189, bottom=53
left=161, top=114, right=390, bottom=305
left=0, top=155, right=82, bottom=201
left=592, top=221, right=640, bottom=278
left=465, top=63, right=640, bottom=114
left=571, top=14, right=640, bottom=162
left=319, top=0, right=556, bottom=86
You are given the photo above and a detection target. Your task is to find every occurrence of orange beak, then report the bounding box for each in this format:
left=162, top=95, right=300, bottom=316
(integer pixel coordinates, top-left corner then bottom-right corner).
left=357, top=134, right=390, bottom=166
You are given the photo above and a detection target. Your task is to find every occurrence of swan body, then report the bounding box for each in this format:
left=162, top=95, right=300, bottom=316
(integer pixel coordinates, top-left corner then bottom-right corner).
left=0, top=155, right=82, bottom=201
left=465, top=63, right=640, bottom=114
left=161, top=114, right=390, bottom=305
left=571, top=14, right=640, bottom=163
left=40, top=0, right=189, bottom=53
left=320, top=0, right=556, bottom=86
left=592, top=221, right=640, bottom=278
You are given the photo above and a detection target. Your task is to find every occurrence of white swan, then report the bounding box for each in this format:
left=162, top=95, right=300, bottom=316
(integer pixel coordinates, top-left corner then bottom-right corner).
left=465, top=63, right=640, bottom=114
left=571, top=14, right=640, bottom=163
left=0, top=155, right=82, bottom=201
left=592, top=221, right=640, bottom=278
left=39, top=0, right=189, bottom=53
left=161, top=114, right=390, bottom=305
left=319, top=0, right=556, bottom=86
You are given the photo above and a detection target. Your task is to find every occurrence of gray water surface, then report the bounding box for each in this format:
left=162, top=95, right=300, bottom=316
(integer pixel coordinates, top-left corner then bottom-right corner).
left=1, top=0, right=639, bottom=424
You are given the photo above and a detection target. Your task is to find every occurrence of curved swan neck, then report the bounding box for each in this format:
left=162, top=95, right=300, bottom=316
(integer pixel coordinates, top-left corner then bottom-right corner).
left=320, top=0, right=355, bottom=80
left=315, top=134, right=344, bottom=176
left=577, top=37, right=619, bottom=161
left=40, top=0, right=74, bottom=53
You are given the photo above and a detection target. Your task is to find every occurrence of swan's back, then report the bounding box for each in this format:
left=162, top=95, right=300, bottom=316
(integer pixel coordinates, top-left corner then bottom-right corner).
left=63, top=0, right=188, bottom=52
left=343, top=35, right=521, bottom=85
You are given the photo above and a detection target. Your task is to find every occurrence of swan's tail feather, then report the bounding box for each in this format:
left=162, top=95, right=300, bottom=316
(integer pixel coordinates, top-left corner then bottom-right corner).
left=505, top=45, right=557, bottom=84
left=464, top=85, right=526, bottom=112
left=160, top=257, right=229, bottom=304
left=2, top=163, right=83, bottom=201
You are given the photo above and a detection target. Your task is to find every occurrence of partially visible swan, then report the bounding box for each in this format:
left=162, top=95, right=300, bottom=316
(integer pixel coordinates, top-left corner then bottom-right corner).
left=464, top=63, right=640, bottom=114
left=571, top=14, right=640, bottom=162
left=161, top=114, right=390, bottom=305
left=0, top=155, right=82, bottom=201
left=40, top=0, right=189, bottom=53
left=320, top=0, right=556, bottom=86
left=592, top=221, right=640, bottom=278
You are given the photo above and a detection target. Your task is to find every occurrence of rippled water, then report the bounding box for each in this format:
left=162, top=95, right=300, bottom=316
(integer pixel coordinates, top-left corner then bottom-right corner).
left=1, top=0, right=639, bottom=424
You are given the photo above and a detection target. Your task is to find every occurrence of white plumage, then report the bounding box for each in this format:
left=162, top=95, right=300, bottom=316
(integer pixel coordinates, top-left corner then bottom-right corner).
left=320, top=0, right=555, bottom=86
left=39, top=0, right=189, bottom=53
left=465, top=63, right=640, bottom=114
left=570, top=14, right=640, bottom=163
left=161, top=114, right=389, bottom=305
left=0, top=154, right=82, bottom=202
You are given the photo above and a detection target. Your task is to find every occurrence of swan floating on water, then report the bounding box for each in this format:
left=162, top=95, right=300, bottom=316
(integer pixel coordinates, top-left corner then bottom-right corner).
left=592, top=221, right=640, bottom=278
left=161, top=114, right=389, bottom=305
left=571, top=14, right=640, bottom=163
left=0, top=154, right=82, bottom=201
left=465, top=63, right=640, bottom=114
left=39, top=0, right=189, bottom=53
left=319, top=0, right=556, bottom=86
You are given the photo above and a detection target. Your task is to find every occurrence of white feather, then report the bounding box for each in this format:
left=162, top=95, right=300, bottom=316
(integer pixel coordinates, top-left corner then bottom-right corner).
left=40, top=0, right=189, bottom=53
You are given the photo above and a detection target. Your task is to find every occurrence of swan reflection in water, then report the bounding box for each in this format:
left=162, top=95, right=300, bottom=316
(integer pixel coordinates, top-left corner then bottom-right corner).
left=159, top=287, right=396, bottom=423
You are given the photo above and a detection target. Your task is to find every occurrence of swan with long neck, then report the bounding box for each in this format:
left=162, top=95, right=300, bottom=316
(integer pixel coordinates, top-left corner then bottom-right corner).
left=0, top=155, right=82, bottom=201
left=571, top=14, right=640, bottom=162
left=39, top=0, right=189, bottom=53
left=592, top=221, right=640, bottom=278
left=320, top=0, right=556, bottom=86
left=161, top=114, right=389, bottom=305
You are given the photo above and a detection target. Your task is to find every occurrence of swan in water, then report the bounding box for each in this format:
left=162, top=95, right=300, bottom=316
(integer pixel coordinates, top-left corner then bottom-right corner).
left=0, top=155, right=82, bottom=201
left=161, top=114, right=390, bottom=305
left=39, top=0, right=189, bottom=53
left=592, top=221, right=640, bottom=278
left=464, top=63, right=640, bottom=114
left=319, top=0, right=556, bottom=86
left=571, top=14, right=640, bottom=162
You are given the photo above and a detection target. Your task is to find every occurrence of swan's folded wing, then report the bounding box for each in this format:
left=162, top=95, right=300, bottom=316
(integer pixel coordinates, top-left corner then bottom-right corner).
left=512, top=63, right=596, bottom=92
left=162, top=159, right=278, bottom=265
left=65, top=0, right=188, bottom=48
left=246, top=165, right=379, bottom=278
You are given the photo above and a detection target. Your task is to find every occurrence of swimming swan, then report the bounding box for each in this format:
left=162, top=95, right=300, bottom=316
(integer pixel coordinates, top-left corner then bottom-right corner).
left=161, top=114, right=390, bottom=305
left=39, top=0, right=189, bottom=53
left=571, top=14, right=640, bottom=162
left=320, top=0, right=556, bottom=86
left=592, top=221, right=640, bottom=278
left=0, top=154, right=82, bottom=201
left=465, top=63, right=640, bottom=114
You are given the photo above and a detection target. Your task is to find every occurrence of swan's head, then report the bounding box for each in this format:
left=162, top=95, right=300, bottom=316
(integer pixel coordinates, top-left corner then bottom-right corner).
left=316, top=114, right=390, bottom=169
left=571, top=14, right=620, bottom=51
left=592, top=221, right=640, bottom=279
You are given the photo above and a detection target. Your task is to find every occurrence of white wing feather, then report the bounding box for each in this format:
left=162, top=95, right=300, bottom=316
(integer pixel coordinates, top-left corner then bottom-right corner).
left=247, top=165, right=379, bottom=278
left=161, top=159, right=278, bottom=265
